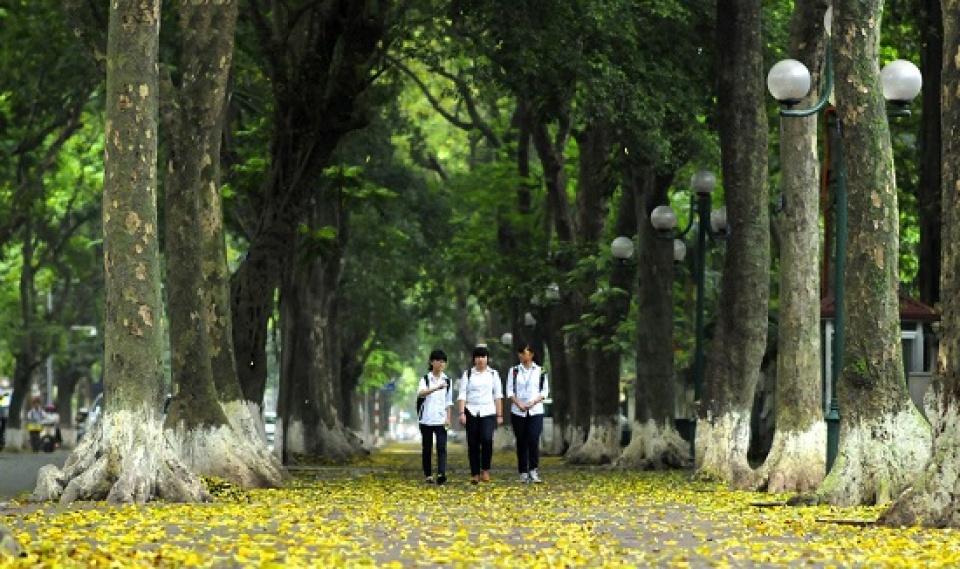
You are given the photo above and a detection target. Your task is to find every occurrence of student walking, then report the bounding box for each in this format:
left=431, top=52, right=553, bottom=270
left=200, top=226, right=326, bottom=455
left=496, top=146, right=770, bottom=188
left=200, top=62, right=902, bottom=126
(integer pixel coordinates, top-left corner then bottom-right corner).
left=458, top=345, right=503, bottom=484
left=507, top=343, right=549, bottom=483
left=418, top=349, right=453, bottom=485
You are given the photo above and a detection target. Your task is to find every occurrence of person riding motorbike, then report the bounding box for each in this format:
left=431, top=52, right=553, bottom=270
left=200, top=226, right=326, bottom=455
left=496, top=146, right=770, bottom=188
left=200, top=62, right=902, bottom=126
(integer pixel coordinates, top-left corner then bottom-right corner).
left=26, top=399, right=45, bottom=452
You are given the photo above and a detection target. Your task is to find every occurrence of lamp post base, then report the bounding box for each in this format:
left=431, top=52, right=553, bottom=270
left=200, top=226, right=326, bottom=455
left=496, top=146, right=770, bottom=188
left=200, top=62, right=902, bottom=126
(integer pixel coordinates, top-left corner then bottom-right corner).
left=826, top=404, right=840, bottom=473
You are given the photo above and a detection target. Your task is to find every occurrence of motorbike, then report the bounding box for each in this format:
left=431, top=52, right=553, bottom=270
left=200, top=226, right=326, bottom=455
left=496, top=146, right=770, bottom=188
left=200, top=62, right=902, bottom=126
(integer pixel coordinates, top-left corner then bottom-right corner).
left=39, top=419, right=59, bottom=453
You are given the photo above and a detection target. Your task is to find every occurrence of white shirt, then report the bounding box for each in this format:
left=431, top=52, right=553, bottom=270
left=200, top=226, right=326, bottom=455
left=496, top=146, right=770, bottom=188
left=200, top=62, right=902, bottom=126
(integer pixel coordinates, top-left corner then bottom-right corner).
left=0, top=389, right=10, bottom=419
left=506, top=363, right=549, bottom=416
left=458, top=367, right=502, bottom=417
left=418, top=373, right=453, bottom=426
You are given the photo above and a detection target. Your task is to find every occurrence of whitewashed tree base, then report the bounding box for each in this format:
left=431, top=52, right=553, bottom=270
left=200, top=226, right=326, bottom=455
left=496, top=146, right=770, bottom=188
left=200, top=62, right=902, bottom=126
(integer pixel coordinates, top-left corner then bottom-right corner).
left=543, top=423, right=566, bottom=455
left=617, top=420, right=688, bottom=470
left=494, top=426, right=516, bottom=451
left=820, top=409, right=930, bottom=506
left=32, top=408, right=208, bottom=504
left=748, top=424, right=825, bottom=492
left=222, top=400, right=287, bottom=484
left=562, top=425, right=587, bottom=460
left=3, top=428, right=24, bottom=451
left=166, top=401, right=285, bottom=489
left=565, top=420, right=618, bottom=465
left=697, top=411, right=753, bottom=481
left=882, top=402, right=960, bottom=526
left=283, top=420, right=364, bottom=461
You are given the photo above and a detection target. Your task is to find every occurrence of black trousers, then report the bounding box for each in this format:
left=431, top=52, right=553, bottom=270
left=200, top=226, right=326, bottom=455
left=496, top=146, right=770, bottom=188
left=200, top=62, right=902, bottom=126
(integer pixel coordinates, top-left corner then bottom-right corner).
left=511, top=413, right=543, bottom=473
left=0, top=417, right=6, bottom=449
left=465, top=411, right=496, bottom=476
left=419, top=424, right=448, bottom=477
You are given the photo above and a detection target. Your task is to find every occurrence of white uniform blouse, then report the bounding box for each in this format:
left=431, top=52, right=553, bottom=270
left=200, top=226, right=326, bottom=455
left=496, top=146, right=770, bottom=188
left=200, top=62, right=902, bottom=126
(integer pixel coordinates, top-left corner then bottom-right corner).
left=457, top=367, right=502, bottom=418
left=418, top=373, right=453, bottom=426
left=506, top=363, right=549, bottom=416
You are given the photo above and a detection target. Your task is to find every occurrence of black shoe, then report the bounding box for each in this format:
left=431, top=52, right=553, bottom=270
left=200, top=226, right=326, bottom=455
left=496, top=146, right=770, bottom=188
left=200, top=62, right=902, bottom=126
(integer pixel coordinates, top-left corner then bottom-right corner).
left=436, top=473, right=447, bottom=486
left=424, top=476, right=434, bottom=484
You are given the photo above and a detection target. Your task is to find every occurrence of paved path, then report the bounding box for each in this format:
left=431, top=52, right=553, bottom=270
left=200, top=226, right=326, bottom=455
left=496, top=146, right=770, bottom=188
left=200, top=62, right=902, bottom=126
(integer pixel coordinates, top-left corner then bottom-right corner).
left=0, top=449, right=69, bottom=499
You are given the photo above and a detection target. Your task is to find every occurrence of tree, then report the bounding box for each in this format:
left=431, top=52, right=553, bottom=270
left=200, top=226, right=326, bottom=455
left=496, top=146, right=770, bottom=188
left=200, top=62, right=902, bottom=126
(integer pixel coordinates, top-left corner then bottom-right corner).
left=161, top=0, right=283, bottom=487
left=879, top=0, right=960, bottom=525
left=751, top=0, right=827, bottom=493
left=35, top=0, right=206, bottom=503
left=697, top=0, right=770, bottom=480
left=619, top=164, right=688, bottom=469
left=229, top=1, right=393, bottom=459
left=817, top=0, right=930, bottom=506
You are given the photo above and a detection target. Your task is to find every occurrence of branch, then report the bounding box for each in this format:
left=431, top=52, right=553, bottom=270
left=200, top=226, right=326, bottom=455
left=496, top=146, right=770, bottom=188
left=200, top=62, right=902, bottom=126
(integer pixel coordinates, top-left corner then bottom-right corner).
left=62, top=0, right=108, bottom=75
left=387, top=55, right=476, bottom=132
left=434, top=65, right=501, bottom=148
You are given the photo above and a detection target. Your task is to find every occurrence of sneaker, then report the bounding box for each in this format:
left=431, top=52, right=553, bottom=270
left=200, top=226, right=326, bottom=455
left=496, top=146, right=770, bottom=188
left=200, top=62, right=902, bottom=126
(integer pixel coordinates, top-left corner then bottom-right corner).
left=424, top=476, right=434, bottom=484
left=520, top=472, right=531, bottom=484
left=480, top=470, right=491, bottom=482
left=470, top=475, right=480, bottom=485
left=436, top=473, right=447, bottom=486
left=529, top=469, right=542, bottom=483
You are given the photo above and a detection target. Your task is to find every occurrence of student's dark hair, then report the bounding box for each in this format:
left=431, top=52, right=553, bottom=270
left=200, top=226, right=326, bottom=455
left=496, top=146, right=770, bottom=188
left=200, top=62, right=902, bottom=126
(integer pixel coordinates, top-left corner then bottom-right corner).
left=516, top=342, right=535, bottom=354
left=472, top=345, right=490, bottom=358
left=427, top=349, right=447, bottom=372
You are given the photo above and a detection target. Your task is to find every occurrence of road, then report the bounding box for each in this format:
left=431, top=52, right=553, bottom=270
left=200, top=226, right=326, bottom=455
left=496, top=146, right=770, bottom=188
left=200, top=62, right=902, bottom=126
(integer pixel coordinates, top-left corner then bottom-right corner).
left=0, top=449, right=69, bottom=499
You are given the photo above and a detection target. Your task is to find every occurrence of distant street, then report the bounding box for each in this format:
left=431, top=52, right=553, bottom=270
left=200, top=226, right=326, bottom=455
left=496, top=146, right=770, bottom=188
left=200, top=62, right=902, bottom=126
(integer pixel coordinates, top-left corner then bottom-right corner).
left=0, top=449, right=69, bottom=499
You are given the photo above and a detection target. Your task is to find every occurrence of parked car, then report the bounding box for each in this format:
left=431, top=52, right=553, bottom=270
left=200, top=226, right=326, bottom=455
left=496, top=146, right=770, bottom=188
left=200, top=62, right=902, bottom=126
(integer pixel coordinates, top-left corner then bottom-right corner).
left=77, top=393, right=103, bottom=442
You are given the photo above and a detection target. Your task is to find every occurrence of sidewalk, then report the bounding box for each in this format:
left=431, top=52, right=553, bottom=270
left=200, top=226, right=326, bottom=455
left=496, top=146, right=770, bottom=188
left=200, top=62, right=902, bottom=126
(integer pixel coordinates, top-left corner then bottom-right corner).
left=1, top=441, right=957, bottom=567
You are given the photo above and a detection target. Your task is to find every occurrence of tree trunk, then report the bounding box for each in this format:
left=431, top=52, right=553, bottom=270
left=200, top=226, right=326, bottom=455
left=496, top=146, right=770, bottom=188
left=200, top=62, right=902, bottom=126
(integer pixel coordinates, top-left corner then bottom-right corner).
left=878, top=0, right=958, bottom=525
left=916, top=0, right=943, bottom=306
left=751, top=0, right=827, bottom=493
left=818, top=0, right=931, bottom=506
left=698, top=0, right=770, bottom=482
left=8, top=228, right=41, bottom=443
left=231, top=0, right=389, bottom=420
left=279, top=193, right=362, bottom=460
left=543, top=301, right=571, bottom=455
left=231, top=221, right=282, bottom=407
left=162, top=0, right=284, bottom=489
left=532, top=115, right=577, bottom=455
left=565, top=124, right=623, bottom=465
left=620, top=164, right=687, bottom=470
left=34, top=0, right=206, bottom=504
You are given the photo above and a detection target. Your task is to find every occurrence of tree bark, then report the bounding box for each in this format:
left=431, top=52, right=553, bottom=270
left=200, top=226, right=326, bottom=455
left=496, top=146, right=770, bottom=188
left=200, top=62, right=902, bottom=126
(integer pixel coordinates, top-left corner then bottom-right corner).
left=879, top=0, right=959, bottom=526
left=698, top=0, right=770, bottom=482
left=34, top=0, right=206, bottom=504
left=818, top=0, right=931, bottom=506
left=751, top=0, right=827, bottom=493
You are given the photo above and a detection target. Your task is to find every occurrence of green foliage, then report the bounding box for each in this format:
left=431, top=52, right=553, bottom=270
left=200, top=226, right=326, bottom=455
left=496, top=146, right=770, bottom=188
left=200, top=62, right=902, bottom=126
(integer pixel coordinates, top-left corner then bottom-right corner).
left=359, top=348, right=405, bottom=392
left=0, top=3, right=104, bottom=385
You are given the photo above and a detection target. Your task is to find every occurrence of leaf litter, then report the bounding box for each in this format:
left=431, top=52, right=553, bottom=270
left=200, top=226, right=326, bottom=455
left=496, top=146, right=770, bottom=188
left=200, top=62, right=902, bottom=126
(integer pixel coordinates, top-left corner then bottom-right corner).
left=2, top=442, right=960, bottom=567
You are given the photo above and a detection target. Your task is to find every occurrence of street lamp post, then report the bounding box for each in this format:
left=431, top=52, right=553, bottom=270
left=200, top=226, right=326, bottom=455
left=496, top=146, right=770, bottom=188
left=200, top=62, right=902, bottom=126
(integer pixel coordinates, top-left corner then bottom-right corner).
left=766, top=8, right=922, bottom=472
left=649, top=169, right=728, bottom=465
